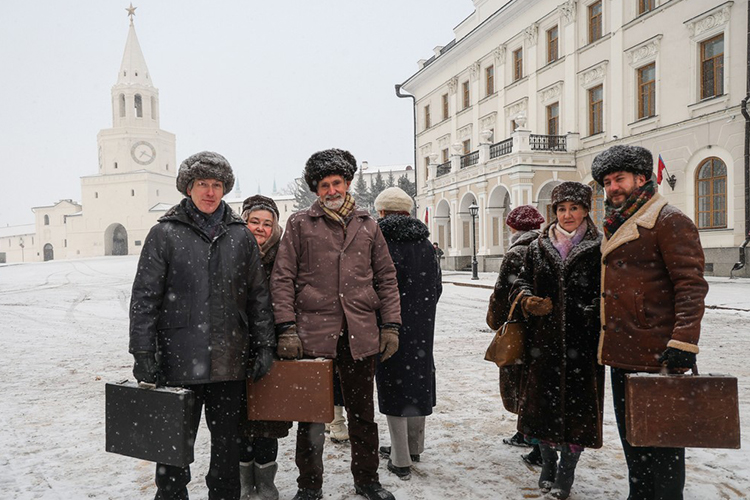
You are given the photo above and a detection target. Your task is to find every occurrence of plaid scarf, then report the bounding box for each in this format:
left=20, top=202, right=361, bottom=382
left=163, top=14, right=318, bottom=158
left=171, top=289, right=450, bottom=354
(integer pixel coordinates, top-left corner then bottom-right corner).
left=321, top=192, right=356, bottom=232
left=603, top=179, right=656, bottom=239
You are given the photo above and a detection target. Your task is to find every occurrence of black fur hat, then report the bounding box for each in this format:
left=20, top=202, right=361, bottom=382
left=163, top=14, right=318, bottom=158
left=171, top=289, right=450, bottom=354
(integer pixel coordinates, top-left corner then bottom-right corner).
left=551, top=181, right=593, bottom=212
left=176, top=151, right=235, bottom=196
left=303, top=148, right=358, bottom=192
left=591, top=145, right=653, bottom=186
left=242, top=194, right=279, bottom=219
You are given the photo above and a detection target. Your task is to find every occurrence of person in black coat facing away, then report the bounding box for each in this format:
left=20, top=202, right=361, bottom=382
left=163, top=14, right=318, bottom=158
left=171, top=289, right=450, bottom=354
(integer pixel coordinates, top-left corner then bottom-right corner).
left=486, top=205, right=545, bottom=465
left=373, top=187, right=442, bottom=481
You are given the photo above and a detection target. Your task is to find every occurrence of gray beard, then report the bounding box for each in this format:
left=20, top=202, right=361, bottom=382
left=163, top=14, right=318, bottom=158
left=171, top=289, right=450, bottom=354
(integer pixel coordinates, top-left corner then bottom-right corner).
left=322, top=197, right=344, bottom=211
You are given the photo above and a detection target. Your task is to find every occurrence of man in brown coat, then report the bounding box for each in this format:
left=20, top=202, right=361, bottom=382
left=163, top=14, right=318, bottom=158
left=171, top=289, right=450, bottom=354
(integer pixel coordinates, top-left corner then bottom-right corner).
left=271, top=148, right=402, bottom=500
left=592, top=145, right=708, bottom=500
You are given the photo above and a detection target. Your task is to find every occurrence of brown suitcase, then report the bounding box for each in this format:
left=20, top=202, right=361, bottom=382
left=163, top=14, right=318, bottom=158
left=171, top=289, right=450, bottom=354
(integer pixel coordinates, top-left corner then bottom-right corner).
left=247, top=359, right=334, bottom=423
left=625, top=369, right=741, bottom=449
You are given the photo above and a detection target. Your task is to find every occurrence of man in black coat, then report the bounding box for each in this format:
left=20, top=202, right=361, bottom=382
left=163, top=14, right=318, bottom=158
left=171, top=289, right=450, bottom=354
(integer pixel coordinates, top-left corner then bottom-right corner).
left=129, top=151, right=276, bottom=500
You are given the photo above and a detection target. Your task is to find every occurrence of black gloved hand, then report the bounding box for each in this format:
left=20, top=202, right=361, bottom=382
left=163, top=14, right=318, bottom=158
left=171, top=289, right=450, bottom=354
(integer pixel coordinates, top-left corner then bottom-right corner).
left=132, top=351, right=159, bottom=384
left=248, top=346, right=274, bottom=382
left=657, top=347, right=697, bottom=369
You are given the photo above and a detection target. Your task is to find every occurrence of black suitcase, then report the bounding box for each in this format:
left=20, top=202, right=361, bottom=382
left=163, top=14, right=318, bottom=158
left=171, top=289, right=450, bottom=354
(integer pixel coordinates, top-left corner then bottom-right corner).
left=105, top=380, right=196, bottom=467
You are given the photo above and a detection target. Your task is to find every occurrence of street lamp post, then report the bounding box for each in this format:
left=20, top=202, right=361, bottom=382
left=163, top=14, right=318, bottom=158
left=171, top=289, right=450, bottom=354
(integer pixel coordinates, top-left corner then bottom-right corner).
left=468, top=202, right=479, bottom=280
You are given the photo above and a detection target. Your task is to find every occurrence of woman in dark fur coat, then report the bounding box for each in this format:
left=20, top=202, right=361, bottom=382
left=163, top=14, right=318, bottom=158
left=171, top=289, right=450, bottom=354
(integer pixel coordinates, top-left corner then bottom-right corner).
left=510, top=182, right=604, bottom=500
left=373, top=187, right=442, bottom=482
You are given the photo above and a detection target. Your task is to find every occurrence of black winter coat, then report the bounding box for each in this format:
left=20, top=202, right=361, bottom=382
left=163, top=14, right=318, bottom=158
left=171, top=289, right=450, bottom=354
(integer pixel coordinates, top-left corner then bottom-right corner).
left=511, top=218, right=604, bottom=448
left=376, top=215, right=442, bottom=417
left=129, top=199, right=275, bottom=386
left=486, top=230, right=539, bottom=414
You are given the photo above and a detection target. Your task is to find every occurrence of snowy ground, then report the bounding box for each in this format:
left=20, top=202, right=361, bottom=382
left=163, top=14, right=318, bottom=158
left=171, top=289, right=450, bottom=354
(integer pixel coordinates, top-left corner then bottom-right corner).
left=0, top=256, right=748, bottom=499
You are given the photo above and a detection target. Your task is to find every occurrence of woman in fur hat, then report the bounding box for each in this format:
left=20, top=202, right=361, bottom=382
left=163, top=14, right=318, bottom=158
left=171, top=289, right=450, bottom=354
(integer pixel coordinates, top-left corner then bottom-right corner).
left=373, top=187, right=442, bottom=481
left=486, top=205, right=545, bottom=465
left=510, top=182, right=604, bottom=500
left=238, top=194, right=289, bottom=500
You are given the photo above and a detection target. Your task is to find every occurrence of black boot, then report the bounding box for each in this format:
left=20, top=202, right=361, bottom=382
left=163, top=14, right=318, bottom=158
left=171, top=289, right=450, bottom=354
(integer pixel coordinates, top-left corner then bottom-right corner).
left=354, top=481, right=395, bottom=500
left=538, top=444, right=558, bottom=492
left=522, top=444, right=543, bottom=467
left=550, top=448, right=582, bottom=499
left=292, top=488, right=323, bottom=500
left=503, top=431, right=531, bottom=447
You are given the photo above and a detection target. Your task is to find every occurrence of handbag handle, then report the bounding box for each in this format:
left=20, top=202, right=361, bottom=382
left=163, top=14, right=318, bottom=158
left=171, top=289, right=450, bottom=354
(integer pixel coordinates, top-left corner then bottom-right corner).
left=507, top=293, right=526, bottom=321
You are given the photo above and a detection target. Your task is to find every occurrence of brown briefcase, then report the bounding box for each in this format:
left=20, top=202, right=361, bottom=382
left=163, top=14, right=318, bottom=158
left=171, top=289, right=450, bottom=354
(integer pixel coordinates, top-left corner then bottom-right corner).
left=625, top=367, right=741, bottom=449
left=247, top=359, right=334, bottom=423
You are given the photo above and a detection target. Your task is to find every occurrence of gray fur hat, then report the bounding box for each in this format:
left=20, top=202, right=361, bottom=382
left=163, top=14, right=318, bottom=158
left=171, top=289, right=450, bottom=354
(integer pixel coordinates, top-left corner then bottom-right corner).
left=303, top=148, right=358, bottom=192
left=176, top=151, right=235, bottom=196
left=551, top=181, right=593, bottom=212
left=591, top=145, right=653, bottom=186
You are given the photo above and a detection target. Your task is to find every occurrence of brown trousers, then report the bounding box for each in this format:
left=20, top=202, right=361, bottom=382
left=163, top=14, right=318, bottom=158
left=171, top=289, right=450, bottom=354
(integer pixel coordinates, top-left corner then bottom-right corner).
left=295, top=333, right=379, bottom=490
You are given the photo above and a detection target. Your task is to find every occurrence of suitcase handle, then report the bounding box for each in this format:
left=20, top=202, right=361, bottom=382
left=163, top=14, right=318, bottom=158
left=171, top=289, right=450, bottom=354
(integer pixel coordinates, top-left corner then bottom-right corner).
left=659, top=363, right=699, bottom=376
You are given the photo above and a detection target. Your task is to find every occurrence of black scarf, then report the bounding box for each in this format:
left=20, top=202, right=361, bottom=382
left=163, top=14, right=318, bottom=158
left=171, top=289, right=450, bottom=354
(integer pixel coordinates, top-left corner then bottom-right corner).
left=185, top=199, right=226, bottom=240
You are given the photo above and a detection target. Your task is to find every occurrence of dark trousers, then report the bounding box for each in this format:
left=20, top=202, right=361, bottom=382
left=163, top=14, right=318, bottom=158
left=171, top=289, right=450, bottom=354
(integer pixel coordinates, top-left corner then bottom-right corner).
left=239, top=436, right=278, bottom=465
left=611, top=368, right=685, bottom=500
left=155, top=380, right=245, bottom=500
left=296, top=335, right=379, bottom=490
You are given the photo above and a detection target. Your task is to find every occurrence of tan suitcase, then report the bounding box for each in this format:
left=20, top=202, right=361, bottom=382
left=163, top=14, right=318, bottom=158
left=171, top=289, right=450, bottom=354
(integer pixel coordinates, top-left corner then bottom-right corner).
left=247, top=359, right=334, bottom=423
left=625, top=369, right=740, bottom=449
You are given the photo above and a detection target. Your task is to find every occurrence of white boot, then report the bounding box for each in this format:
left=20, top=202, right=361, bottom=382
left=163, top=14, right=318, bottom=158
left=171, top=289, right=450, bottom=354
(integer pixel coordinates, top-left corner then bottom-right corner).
left=240, top=461, right=254, bottom=500
left=329, top=405, right=349, bottom=443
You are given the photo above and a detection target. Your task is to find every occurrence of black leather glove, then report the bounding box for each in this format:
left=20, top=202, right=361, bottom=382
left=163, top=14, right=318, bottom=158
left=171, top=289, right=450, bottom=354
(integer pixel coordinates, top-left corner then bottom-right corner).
left=248, top=346, right=274, bottom=382
left=658, top=347, right=697, bottom=369
left=132, top=351, right=159, bottom=384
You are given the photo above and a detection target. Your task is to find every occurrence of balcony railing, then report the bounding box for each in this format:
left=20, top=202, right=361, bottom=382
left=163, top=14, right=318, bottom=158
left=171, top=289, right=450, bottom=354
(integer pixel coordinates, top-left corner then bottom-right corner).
left=530, top=134, right=567, bottom=151
left=436, top=161, right=451, bottom=177
left=460, top=151, right=479, bottom=169
left=489, top=138, right=513, bottom=159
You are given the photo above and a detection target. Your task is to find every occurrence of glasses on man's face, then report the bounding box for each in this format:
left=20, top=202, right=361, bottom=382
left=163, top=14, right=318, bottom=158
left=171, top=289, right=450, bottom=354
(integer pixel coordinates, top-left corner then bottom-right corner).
left=194, top=181, right=224, bottom=191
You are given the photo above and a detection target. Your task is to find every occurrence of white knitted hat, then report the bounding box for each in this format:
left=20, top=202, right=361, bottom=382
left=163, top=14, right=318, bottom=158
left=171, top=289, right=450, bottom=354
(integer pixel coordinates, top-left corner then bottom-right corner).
left=374, top=187, right=414, bottom=213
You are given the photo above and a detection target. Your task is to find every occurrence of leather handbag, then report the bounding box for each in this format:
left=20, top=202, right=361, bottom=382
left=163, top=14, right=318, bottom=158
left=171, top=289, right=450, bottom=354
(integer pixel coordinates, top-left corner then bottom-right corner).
left=625, top=365, right=740, bottom=449
left=247, top=359, right=334, bottom=423
left=105, top=380, right=196, bottom=467
left=484, top=293, right=526, bottom=367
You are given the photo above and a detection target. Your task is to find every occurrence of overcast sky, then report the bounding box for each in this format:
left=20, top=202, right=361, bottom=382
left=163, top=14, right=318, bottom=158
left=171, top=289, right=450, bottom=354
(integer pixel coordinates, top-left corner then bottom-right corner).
left=0, top=1, right=472, bottom=226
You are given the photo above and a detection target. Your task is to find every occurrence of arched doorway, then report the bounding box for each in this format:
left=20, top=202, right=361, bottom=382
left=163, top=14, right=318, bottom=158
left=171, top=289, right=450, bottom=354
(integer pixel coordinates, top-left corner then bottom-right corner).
left=487, top=186, right=511, bottom=253
left=43, top=243, right=54, bottom=262
left=537, top=181, right=562, bottom=224
left=105, top=223, right=128, bottom=256
left=435, top=199, right=452, bottom=252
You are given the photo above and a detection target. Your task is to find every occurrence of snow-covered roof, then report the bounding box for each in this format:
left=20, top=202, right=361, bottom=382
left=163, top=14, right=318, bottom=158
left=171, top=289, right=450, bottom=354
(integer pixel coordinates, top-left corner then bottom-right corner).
left=149, top=203, right=173, bottom=212
left=0, top=224, right=36, bottom=238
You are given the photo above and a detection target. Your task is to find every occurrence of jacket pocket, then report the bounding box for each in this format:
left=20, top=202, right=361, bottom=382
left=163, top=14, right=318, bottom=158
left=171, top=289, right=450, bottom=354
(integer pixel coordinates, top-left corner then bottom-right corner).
left=634, top=292, right=650, bottom=328
left=157, top=309, right=189, bottom=330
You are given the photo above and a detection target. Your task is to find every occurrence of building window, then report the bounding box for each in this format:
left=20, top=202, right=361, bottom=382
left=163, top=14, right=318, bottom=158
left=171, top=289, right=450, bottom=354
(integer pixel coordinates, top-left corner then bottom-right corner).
left=95, top=192, right=98, bottom=199
left=156, top=189, right=159, bottom=196
left=696, top=157, right=727, bottom=229
left=513, top=48, right=523, bottom=81
left=638, top=0, right=655, bottom=16
left=589, top=84, right=603, bottom=135
left=424, top=157, right=430, bottom=180
left=134, top=94, right=143, bottom=118
left=44, top=215, right=49, bottom=226
left=511, top=120, right=518, bottom=132
left=442, top=93, right=449, bottom=120
left=637, top=63, right=656, bottom=119
left=701, top=34, right=724, bottom=99
left=119, top=94, right=126, bottom=118
left=131, top=189, right=135, bottom=196
left=114, top=162, right=118, bottom=169
left=589, top=182, right=605, bottom=226
left=64, top=239, right=67, bottom=248
left=442, top=148, right=449, bottom=163
left=486, top=65, right=495, bottom=96
left=462, top=139, right=471, bottom=154
left=424, top=104, right=431, bottom=129
left=547, top=102, right=559, bottom=135
left=589, top=1, right=603, bottom=44
left=462, top=81, right=470, bottom=109
left=547, top=26, right=559, bottom=64
left=151, top=96, right=156, bottom=120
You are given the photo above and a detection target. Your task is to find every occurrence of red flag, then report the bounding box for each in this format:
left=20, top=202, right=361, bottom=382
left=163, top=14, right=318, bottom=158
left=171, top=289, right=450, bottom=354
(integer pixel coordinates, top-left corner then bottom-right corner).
left=424, top=207, right=429, bottom=224
left=657, top=155, right=666, bottom=185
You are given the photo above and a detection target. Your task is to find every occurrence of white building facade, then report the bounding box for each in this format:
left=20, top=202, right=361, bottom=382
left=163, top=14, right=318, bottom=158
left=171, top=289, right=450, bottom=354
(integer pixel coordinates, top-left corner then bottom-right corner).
left=400, top=0, right=748, bottom=276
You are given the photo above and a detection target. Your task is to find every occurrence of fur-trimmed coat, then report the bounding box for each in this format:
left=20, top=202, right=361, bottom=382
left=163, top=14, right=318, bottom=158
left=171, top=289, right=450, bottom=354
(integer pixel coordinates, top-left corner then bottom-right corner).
left=511, top=218, right=605, bottom=448
left=486, top=230, right=539, bottom=414
left=376, top=215, right=442, bottom=417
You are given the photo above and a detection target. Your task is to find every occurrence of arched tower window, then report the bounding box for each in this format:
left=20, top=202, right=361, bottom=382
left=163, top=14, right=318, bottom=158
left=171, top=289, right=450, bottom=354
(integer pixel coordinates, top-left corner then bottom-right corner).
left=119, top=94, right=126, bottom=117
left=134, top=94, right=143, bottom=118
left=151, top=96, right=156, bottom=119
left=44, top=214, right=50, bottom=225
left=696, top=157, right=727, bottom=229
left=589, top=181, right=605, bottom=227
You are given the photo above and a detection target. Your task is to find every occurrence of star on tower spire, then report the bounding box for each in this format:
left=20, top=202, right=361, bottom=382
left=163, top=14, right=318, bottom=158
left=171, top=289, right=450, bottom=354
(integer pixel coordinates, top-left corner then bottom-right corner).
left=126, top=3, right=137, bottom=25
